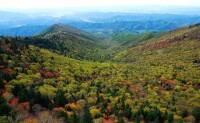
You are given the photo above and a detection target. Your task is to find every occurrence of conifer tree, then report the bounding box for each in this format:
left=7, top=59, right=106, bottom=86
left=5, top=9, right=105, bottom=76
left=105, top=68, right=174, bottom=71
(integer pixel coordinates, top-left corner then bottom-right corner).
left=82, top=106, right=93, bottom=123
left=54, top=90, right=68, bottom=107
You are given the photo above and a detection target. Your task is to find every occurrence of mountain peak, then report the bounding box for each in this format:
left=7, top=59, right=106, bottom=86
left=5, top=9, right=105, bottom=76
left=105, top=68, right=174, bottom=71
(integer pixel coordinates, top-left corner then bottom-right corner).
left=37, top=23, right=98, bottom=42
left=53, top=23, right=66, bottom=27
left=38, top=23, right=81, bottom=36
left=51, top=23, right=73, bottom=30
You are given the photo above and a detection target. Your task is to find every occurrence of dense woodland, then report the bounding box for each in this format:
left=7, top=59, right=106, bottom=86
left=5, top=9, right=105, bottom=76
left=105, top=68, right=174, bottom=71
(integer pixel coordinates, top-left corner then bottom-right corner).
left=0, top=23, right=200, bottom=123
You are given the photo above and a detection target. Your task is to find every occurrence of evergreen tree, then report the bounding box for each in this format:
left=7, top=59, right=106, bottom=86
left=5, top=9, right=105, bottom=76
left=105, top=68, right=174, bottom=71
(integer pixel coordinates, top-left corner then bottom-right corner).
left=56, top=110, right=68, bottom=122
left=71, top=111, right=79, bottom=123
left=107, top=98, right=111, bottom=103
left=54, top=90, right=68, bottom=107
left=118, top=117, right=125, bottom=123
left=155, top=116, right=160, bottom=123
left=12, top=84, right=24, bottom=96
left=162, top=110, right=168, bottom=121
left=131, top=114, right=140, bottom=123
left=38, top=94, right=53, bottom=109
left=111, top=103, right=118, bottom=115
left=0, top=96, right=11, bottom=116
left=125, top=104, right=132, bottom=119
left=82, top=106, right=93, bottom=123
left=168, top=113, right=174, bottom=123
left=18, top=89, right=28, bottom=102
left=172, top=95, right=176, bottom=105
left=81, top=94, right=85, bottom=99
left=121, top=101, right=125, bottom=109
left=103, top=101, right=108, bottom=109
left=0, top=80, right=4, bottom=89
left=192, top=107, right=200, bottom=122
left=96, top=95, right=101, bottom=104
left=181, top=109, right=188, bottom=118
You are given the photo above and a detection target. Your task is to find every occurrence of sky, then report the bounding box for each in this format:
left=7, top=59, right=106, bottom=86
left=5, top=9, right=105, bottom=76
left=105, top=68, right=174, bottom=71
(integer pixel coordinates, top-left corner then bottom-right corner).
left=0, top=0, right=200, bottom=10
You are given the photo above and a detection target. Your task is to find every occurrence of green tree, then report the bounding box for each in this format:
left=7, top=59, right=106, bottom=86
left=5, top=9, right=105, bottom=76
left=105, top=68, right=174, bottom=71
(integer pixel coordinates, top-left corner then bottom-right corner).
left=111, top=103, right=118, bottom=115
left=118, top=117, right=125, bottom=123
left=82, top=106, right=93, bottom=123
left=125, top=104, right=132, bottom=119
left=55, top=111, right=68, bottom=122
left=96, top=95, right=102, bottom=104
left=192, top=107, right=200, bottom=122
left=181, top=109, right=188, bottom=118
left=0, top=80, right=4, bottom=89
left=168, top=113, right=174, bottom=123
left=54, top=90, right=68, bottom=107
left=18, top=89, right=28, bottom=102
left=71, top=111, right=79, bottom=123
left=0, top=96, right=11, bottom=116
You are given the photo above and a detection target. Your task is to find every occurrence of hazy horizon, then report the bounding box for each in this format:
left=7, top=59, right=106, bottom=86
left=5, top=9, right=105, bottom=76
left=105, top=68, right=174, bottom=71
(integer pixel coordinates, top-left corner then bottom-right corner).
left=0, top=0, right=200, bottom=16
left=1, top=6, right=200, bottom=17
left=1, top=0, right=200, bottom=9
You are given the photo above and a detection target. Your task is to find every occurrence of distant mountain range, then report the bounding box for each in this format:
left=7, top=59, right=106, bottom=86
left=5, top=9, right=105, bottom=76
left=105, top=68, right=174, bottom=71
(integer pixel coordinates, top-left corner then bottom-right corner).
left=0, top=11, right=200, bottom=36
left=0, top=25, right=48, bottom=36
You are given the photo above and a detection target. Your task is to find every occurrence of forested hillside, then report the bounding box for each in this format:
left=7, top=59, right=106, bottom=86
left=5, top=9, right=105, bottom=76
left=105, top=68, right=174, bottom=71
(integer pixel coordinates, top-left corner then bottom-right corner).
left=113, top=24, right=200, bottom=62
left=0, top=23, right=199, bottom=123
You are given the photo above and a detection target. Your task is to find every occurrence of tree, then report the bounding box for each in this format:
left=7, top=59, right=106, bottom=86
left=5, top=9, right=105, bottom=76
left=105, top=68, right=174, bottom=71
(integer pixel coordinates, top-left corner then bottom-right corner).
left=82, top=106, right=93, bottom=123
left=181, top=109, right=188, bottom=118
left=56, top=111, right=68, bottom=122
left=12, top=84, right=24, bottom=97
left=18, top=89, right=28, bottom=102
left=0, top=96, right=11, bottom=116
left=111, top=103, right=118, bottom=115
left=81, top=94, right=85, bottom=99
left=162, top=110, right=168, bottom=121
left=0, top=80, right=4, bottom=89
left=118, top=117, right=125, bottom=123
left=125, top=104, right=132, bottom=119
left=192, top=107, right=200, bottom=122
left=132, top=115, right=140, bottom=123
left=54, top=90, right=68, bottom=107
left=36, top=93, right=53, bottom=109
left=168, top=112, right=174, bottom=123
left=155, top=116, right=160, bottom=123
left=90, top=108, right=101, bottom=118
left=96, top=95, right=101, bottom=104
left=70, top=111, right=79, bottom=123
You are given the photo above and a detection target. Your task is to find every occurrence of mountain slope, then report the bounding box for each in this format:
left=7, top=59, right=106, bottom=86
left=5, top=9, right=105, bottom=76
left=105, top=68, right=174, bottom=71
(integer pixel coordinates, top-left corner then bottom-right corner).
left=11, top=24, right=115, bottom=62
left=113, top=24, right=200, bottom=62
left=37, top=24, right=115, bottom=61
left=0, top=23, right=200, bottom=123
